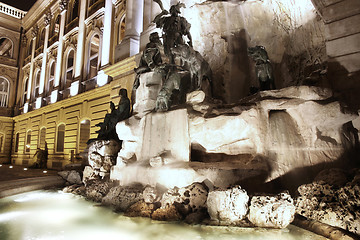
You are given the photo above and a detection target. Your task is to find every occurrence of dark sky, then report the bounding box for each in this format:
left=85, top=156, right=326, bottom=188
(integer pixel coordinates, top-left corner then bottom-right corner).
left=1, top=0, right=37, bottom=11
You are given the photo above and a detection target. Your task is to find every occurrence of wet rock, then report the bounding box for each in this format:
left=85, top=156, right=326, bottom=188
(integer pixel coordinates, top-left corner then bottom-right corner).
left=296, top=171, right=360, bottom=235
left=314, top=168, right=348, bottom=187
left=63, top=184, right=85, bottom=196
left=186, top=90, right=205, bottom=105
left=85, top=179, right=111, bottom=202
left=67, top=170, right=82, bottom=185
left=160, top=182, right=208, bottom=216
left=102, top=184, right=144, bottom=212
left=248, top=192, right=295, bottom=228
left=143, top=186, right=160, bottom=203
left=125, top=200, right=160, bottom=218
left=151, top=205, right=183, bottom=221
left=206, top=186, right=249, bottom=224
left=58, top=171, right=70, bottom=180
left=184, top=210, right=208, bottom=224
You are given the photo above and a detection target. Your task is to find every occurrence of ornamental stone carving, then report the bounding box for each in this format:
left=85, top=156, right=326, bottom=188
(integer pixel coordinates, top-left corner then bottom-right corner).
left=44, top=11, right=52, bottom=26
left=59, top=0, right=69, bottom=12
left=31, top=26, right=39, bottom=39
left=21, top=35, right=27, bottom=46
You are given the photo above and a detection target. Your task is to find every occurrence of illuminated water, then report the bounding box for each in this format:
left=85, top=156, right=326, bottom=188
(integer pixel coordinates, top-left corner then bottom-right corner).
left=0, top=190, right=327, bottom=240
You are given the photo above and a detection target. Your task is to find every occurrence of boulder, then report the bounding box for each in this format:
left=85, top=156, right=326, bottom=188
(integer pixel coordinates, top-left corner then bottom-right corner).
left=314, top=168, right=348, bottom=187
left=67, top=170, right=82, bottom=185
left=206, top=186, right=249, bottom=224
left=84, top=179, right=111, bottom=202
left=248, top=192, right=295, bottom=228
left=125, top=200, right=159, bottom=218
left=151, top=205, right=183, bottom=221
left=160, top=182, right=208, bottom=215
left=296, top=173, right=360, bottom=235
left=102, top=184, right=144, bottom=211
left=143, top=186, right=160, bottom=204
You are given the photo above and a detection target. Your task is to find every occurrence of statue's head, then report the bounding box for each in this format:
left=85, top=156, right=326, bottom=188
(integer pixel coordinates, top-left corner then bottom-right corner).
left=248, top=45, right=269, bottom=64
left=119, top=88, right=128, bottom=98
left=149, top=32, right=160, bottom=42
left=170, top=2, right=185, bottom=16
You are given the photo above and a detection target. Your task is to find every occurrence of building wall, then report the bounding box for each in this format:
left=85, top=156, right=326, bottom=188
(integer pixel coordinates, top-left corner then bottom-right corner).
left=0, top=116, right=13, bottom=163
left=311, top=0, right=360, bottom=108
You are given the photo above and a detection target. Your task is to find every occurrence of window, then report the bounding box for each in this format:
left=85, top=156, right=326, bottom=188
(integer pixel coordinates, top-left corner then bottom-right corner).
left=14, top=132, right=19, bottom=152
left=27, top=39, right=33, bottom=57
left=39, top=128, right=46, bottom=149
left=0, top=133, right=4, bottom=153
left=0, top=77, right=9, bottom=107
left=23, top=77, right=28, bottom=105
left=88, top=34, right=100, bottom=79
left=117, top=17, right=126, bottom=45
left=34, top=69, right=41, bottom=98
left=47, top=61, right=55, bottom=94
left=0, top=37, right=13, bottom=58
left=56, top=124, right=65, bottom=152
left=38, top=28, right=45, bottom=48
left=65, top=50, right=75, bottom=88
left=79, top=120, right=90, bottom=152
left=25, top=130, right=31, bottom=153
left=71, top=0, right=79, bottom=20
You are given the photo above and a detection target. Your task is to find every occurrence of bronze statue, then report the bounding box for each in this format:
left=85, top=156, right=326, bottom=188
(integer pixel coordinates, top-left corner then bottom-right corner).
left=171, top=44, right=212, bottom=92
left=248, top=45, right=276, bottom=91
left=95, top=88, right=130, bottom=141
left=133, top=32, right=163, bottom=90
left=153, top=2, right=192, bottom=64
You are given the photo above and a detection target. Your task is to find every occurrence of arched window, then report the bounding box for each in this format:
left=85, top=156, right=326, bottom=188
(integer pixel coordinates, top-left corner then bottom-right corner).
left=65, top=49, right=75, bottom=88
left=0, top=37, right=13, bottom=58
left=39, top=127, right=46, bottom=149
left=23, top=77, right=28, bottom=105
left=25, top=130, right=31, bottom=153
left=47, top=61, right=55, bottom=94
left=27, top=39, right=33, bottom=57
left=0, top=77, right=9, bottom=107
left=79, top=119, right=90, bottom=152
left=88, top=34, right=100, bottom=79
left=37, top=28, right=45, bottom=49
left=51, top=14, right=60, bottom=38
left=56, top=124, right=65, bottom=152
left=34, top=69, right=41, bottom=98
left=14, top=132, right=20, bottom=153
left=117, top=17, right=126, bottom=45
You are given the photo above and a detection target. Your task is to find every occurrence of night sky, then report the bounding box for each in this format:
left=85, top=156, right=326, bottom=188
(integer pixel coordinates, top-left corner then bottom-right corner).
left=1, top=0, right=38, bottom=11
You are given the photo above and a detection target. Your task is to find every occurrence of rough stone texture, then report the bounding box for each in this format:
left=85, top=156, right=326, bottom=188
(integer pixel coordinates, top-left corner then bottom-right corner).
left=248, top=192, right=296, bottom=228
left=207, top=186, right=249, bottom=224
left=133, top=72, right=163, bottom=117
left=143, top=186, right=160, bottom=204
left=112, top=86, right=357, bottom=189
left=151, top=205, right=183, bottom=221
left=125, top=200, right=159, bottom=218
left=58, top=170, right=82, bottom=185
left=115, top=108, right=190, bottom=166
left=186, top=90, right=206, bottom=105
left=160, top=182, right=208, bottom=215
left=84, top=179, right=111, bottom=202
left=102, top=184, right=144, bottom=212
left=182, top=0, right=326, bottom=102
left=296, top=168, right=360, bottom=235
left=314, top=168, right=349, bottom=187
left=87, top=140, right=121, bottom=180
left=63, top=184, right=86, bottom=196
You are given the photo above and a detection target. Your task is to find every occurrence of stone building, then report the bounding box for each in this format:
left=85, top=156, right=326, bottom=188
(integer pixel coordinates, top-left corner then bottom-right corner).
left=0, top=0, right=359, bottom=169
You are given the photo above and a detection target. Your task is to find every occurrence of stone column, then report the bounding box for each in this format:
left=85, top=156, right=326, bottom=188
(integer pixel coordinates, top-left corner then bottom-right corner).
left=96, top=0, right=114, bottom=86
left=75, top=0, right=87, bottom=79
left=139, top=0, right=163, bottom=51
left=26, top=26, right=38, bottom=101
left=39, top=11, right=52, bottom=96
left=54, top=0, right=68, bottom=88
left=114, top=0, right=144, bottom=61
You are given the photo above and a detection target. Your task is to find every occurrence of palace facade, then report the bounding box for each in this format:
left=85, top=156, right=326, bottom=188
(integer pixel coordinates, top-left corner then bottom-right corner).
left=0, top=0, right=167, bottom=168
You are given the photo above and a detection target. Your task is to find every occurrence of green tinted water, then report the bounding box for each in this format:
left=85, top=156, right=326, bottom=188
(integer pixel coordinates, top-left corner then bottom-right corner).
left=0, top=190, right=327, bottom=240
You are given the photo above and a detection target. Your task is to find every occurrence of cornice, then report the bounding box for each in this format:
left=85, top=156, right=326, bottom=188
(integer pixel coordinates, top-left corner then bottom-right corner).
left=22, top=0, right=58, bottom=30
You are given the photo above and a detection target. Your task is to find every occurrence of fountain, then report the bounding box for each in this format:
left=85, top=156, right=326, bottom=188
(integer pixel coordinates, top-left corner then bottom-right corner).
left=13, top=0, right=359, bottom=238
